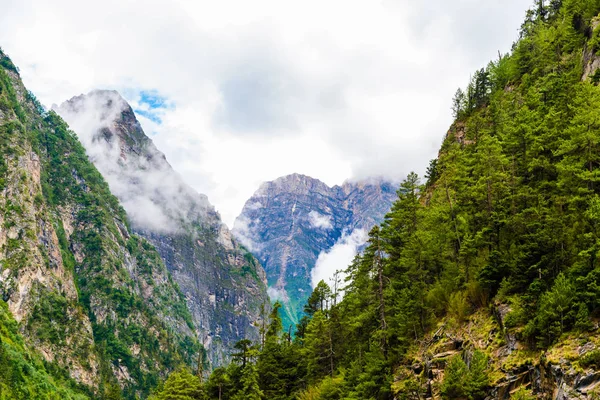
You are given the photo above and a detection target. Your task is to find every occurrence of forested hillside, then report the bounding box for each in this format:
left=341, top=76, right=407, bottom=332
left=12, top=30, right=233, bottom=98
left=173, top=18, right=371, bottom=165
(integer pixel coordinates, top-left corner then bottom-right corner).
left=151, top=0, right=600, bottom=398
left=0, top=50, right=199, bottom=399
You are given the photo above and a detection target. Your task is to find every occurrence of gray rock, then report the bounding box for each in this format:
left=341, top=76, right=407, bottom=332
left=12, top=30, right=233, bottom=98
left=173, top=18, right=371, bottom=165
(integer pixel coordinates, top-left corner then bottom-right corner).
left=234, top=173, right=397, bottom=327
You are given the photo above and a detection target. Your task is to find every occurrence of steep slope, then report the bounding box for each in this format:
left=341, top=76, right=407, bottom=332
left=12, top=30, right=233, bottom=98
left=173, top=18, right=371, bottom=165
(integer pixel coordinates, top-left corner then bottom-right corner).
left=233, top=173, right=396, bottom=328
left=0, top=49, right=197, bottom=399
left=55, top=91, right=269, bottom=366
left=0, top=301, right=89, bottom=399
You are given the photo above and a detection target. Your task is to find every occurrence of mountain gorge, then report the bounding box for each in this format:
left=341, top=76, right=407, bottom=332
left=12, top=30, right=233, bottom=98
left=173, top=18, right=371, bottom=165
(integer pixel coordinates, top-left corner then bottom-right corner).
left=54, top=90, right=269, bottom=367
left=7, top=0, right=600, bottom=399
left=233, top=173, right=397, bottom=328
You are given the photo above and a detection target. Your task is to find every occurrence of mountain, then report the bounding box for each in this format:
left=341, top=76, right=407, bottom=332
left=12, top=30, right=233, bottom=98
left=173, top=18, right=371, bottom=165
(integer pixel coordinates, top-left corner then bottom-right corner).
left=54, top=90, right=269, bottom=367
left=233, top=173, right=397, bottom=328
left=0, top=49, right=197, bottom=398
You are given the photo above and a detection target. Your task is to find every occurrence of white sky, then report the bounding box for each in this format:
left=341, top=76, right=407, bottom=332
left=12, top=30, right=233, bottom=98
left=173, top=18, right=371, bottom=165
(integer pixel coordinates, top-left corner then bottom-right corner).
left=0, top=0, right=531, bottom=227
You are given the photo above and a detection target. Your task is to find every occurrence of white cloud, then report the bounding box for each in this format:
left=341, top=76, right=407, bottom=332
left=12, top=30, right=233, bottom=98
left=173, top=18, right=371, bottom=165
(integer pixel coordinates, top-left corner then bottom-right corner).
left=231, top=214, right=261, bottom=252
left=267, top=286, right=288, bottom=302
left=53, top=90, right=214, bottom=234
left=308, top=210, right=333, bottom=230
left=311, top=229, right=367, bottom=290
left=0, top=0, right=530, bottom=226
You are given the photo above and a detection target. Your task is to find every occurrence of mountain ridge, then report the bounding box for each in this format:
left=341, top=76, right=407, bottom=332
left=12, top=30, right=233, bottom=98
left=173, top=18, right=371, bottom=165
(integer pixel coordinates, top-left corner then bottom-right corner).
left=0, top=47, right=197, bottom=399
left=234, top=172, right=397, bottom=327
left=55, top=89, right=269, bottom=367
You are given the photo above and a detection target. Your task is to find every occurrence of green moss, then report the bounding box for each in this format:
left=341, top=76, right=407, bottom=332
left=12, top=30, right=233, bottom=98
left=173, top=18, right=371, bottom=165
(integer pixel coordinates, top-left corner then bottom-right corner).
left=579, top=349, right=600, bottom=369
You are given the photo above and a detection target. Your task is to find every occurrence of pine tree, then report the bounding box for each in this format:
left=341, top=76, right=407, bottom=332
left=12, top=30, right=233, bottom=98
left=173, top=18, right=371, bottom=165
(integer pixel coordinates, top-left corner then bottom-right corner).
left=440, top=355, right=468, bottom=399
left=150, top=369, right=204, bottom=400
left=467, top=351, right=490, bottom=400
left=234, top=361, right=264, bottom=400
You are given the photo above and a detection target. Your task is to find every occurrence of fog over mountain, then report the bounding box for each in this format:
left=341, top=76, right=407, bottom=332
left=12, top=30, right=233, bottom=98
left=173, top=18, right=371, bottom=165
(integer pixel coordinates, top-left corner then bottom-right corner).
left=55, top=90, right=269, bottom=367
left=234, top=173, right=397, bottom=327
left=0, top=0, right=530, bottom=227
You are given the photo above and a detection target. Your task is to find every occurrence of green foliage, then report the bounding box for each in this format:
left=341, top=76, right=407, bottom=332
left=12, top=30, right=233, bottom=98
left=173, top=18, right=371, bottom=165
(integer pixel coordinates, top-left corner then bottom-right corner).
left=233, top=362, right=263, bottom=400
left=304, top=281, right=331, bottom=316
left=467, top=351, right=490, bottom=400
left=0, top=301, right=90, bottom=400
left=579, top=349, right=600, bottom=369
left=441, top=351, right=489, bottom=400
left=205, top=367, right=233, bottom=399
left=0, top=52, right=18, bottom=73
left=440, top=355, right=469, bottom=399
left=535, top=274, right=577, bottom=345
left=27, top=287, right=70, bottom=345
left=149, top=369, right=205, bottom=400
left=297, top=376, right=344, bottom=400
left=511, top=387, right=536, bottom=400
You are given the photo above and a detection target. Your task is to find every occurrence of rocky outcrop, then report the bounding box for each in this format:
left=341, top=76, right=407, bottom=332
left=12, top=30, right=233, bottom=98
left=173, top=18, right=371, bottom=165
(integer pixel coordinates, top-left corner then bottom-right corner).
left=393, top=308, right=600, bottom=400
left=234, top=173, right=397, bottom=328
left=582, top=17, right=600, bottom=81
left=0, top=88, right=99, bottom=386
left=55, top=91, right=269, bottom=366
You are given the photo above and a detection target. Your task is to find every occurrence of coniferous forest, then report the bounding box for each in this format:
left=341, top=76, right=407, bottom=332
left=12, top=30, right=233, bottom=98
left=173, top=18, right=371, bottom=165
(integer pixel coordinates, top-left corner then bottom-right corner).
left=149, top=0, right=600, bottom=398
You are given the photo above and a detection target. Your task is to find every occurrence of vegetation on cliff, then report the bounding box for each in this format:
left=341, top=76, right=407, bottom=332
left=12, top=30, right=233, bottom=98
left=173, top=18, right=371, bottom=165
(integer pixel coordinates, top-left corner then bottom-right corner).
left=0, top=48, right=200, bottom=399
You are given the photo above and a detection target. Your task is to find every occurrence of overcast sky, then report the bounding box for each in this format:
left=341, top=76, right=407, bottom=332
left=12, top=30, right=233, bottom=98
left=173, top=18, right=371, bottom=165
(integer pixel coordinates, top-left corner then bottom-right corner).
left=0, top=0, right=531, bottom=227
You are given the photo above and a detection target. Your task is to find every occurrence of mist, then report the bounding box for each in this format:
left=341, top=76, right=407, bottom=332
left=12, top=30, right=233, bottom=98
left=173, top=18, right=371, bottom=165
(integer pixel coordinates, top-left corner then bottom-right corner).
left=311, top=228, right=367, bottom=290
left=54, top=90, right=216, bottom=234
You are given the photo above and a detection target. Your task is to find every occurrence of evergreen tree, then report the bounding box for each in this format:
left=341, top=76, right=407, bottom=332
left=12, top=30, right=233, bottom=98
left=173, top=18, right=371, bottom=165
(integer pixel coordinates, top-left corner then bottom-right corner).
left=149, top=369, right=205, bottom=400
left=234, top=361, right=263, bottom=400
left=440, top=355, right=468, bottom=399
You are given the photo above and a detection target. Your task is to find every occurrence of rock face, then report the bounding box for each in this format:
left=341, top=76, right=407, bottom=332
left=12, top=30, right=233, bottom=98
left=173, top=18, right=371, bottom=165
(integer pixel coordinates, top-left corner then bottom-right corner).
left=394, top=308, right=600, bottom=400
left=55, top=90, right=269, bottom=366
left=233, top=173, right=397, bottom=327
left=0, top=49, right=197, bottom=399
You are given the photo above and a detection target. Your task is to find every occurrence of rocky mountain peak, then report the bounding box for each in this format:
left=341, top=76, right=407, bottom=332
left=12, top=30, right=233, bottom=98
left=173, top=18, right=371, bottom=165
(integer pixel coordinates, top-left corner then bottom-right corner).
left=255, top=173, right=332, bottom=197
left=56, top=90, right=269, bottom=366
left=234, top=173, right=397, bottom=328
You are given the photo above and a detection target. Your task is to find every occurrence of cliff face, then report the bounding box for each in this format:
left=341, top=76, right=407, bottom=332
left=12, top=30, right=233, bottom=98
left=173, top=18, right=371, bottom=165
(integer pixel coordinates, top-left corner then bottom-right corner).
left=55, top=91, right=269, bottom=367
left=0, top=49, right=196, bottom=399
left=233, top=173, right=396, bottom=327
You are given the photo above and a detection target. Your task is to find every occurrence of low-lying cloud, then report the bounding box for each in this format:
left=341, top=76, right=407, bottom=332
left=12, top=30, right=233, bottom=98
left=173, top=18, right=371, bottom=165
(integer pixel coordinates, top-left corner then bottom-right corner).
left=267, top=286, right=288, bottom=302
left=308, top=210, right=333, bottom=230
left=311, top=228, right=367, bottom=291
left=0, top=0, right=530, bottom=227
left=231, top=214, right=262, bottom=252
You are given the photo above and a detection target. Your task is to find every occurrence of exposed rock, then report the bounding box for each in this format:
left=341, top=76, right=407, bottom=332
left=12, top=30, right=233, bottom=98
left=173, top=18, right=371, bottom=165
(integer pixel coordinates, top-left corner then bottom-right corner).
left=234, top=173, right=397, bottom=327
left=0, top=49, right=199, bottom=396
left=583, top=18, right=600, bottom=81
left=393, top=310, right=600, bottom=400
